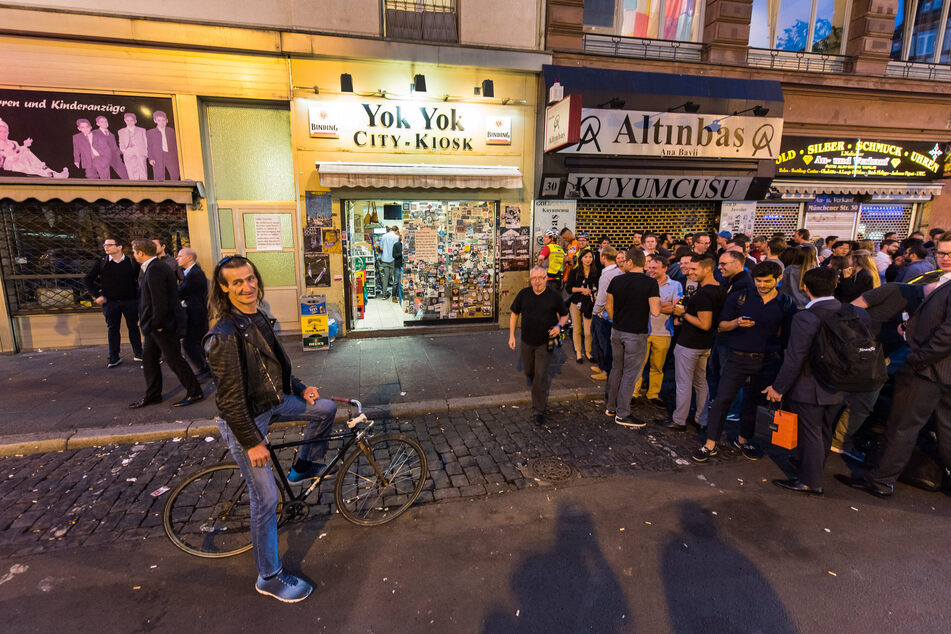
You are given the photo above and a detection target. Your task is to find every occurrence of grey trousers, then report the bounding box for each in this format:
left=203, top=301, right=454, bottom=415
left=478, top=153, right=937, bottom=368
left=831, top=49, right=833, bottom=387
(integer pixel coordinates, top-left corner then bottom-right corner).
left=673, top=344, right=712, bottom=427
left=379, top=261, right=395, bottom=296
left=607, top=330, right=649, bottom=418
left=520, top=342, right=552, bottom=416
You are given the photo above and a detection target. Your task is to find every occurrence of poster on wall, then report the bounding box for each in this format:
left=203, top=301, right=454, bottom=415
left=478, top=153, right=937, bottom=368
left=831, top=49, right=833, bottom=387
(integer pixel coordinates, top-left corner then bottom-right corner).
left=321, top=228, right=341, bottom=254
left=503, top=204, right=522, bottom=228
left=303, top=227, right=322, bottom=252
left=0, top=89, right=179, bottom=181
left=719, top=202, right=757, bottom=237
left=305, top=191, right=333, bottom=227
left=254, top=215, right=283, bottom=251
left=304, top=253, right=331, bottom=287
left=414, top=228, right=439, bottom=262
left=532, top=200, right=576, bottom=256
left=500, top=227, right=530, bottom=271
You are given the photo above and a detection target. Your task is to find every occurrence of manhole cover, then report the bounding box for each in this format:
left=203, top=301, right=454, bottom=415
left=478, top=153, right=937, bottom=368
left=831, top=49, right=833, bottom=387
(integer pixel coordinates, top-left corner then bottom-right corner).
left=528, top=457, right=576, bottom=483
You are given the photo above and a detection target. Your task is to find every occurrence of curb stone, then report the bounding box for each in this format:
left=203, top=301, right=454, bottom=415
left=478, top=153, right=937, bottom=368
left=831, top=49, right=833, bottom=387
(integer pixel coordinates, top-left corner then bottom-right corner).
left=0, top=388, right=606, bottom=457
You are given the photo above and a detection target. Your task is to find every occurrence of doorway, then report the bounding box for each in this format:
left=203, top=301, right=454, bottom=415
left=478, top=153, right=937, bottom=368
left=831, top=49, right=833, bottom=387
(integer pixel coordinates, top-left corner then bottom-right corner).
left=343, top=199, right=498, bottom=332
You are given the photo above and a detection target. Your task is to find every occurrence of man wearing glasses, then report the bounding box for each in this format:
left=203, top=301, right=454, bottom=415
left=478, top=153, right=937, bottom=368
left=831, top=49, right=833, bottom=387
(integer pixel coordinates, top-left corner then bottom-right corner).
left=83, top=238, right=143, bottom=368
left=842, top=232, right=951, bottom=497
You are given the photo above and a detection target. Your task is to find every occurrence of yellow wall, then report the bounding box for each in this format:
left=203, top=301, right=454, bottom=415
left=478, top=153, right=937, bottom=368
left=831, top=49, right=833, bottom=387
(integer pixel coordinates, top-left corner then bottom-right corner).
left=288, top=58, right=537, bottom=332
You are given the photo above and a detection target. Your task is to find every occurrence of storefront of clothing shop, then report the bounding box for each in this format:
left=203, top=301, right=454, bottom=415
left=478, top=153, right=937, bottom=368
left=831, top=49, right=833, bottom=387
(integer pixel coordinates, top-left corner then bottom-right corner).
left=536, top=64, right=785, bottom=247
left=0, top=35, right=290, bottom=353
left=763, top=136, right=949, bottom=241
left=290, top=58, right=537, bottom=336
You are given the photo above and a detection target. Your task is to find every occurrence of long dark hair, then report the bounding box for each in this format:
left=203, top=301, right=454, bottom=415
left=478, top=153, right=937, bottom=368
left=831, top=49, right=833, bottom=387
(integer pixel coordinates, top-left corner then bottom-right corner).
left=210, top=255, right=265, bottom=322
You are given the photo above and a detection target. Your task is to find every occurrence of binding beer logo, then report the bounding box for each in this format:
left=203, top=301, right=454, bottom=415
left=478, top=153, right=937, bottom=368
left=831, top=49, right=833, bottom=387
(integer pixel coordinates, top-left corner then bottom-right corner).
left=485, top=116, right=512, bottom=145
left=309, top=106, right=340, bottom=138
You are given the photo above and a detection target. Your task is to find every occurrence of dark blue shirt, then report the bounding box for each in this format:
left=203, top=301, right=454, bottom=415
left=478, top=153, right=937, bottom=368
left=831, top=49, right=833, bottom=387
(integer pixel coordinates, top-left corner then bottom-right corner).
left=719, top=290, right=796, bottom=353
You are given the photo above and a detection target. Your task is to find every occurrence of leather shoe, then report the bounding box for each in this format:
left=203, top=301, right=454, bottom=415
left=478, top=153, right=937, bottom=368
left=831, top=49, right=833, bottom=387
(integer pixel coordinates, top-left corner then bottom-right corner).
left=772, top=478, right=823, bottom=495
left=173, top=393, right=204, bottom=407
left=834, top=474, right=893, bottom=498
left=128, top=397, right=161, bottom=409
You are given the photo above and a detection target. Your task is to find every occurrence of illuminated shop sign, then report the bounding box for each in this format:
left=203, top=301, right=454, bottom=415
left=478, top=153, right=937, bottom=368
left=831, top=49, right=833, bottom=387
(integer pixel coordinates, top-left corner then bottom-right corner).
left=559, top=109, right=784, bottom=160
left=776, top=136, right=948, bottom=180
left=306, top=99, right=515, bottom=154
left=564, top=173, right=753, bottom=200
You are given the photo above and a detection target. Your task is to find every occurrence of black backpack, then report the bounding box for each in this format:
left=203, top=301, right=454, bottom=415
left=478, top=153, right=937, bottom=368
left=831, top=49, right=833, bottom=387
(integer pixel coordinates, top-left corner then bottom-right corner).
left=809, top=304, right=887, bottom=392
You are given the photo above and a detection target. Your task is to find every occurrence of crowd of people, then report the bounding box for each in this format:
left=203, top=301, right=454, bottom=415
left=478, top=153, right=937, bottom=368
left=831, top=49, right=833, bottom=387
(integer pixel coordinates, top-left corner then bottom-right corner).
left=509, top=224, right=951, bottom=499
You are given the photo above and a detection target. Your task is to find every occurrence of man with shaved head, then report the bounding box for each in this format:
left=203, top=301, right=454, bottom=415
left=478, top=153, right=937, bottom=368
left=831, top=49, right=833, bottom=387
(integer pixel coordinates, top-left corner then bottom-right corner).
left=176, top=247, right=211, bottom=377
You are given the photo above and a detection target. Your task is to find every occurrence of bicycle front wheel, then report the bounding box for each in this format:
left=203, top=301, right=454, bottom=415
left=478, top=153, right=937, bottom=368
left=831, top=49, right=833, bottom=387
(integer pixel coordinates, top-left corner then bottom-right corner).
left=163, top=463, right=283, bottom=558
left=334, top=433, right=428, bottom=526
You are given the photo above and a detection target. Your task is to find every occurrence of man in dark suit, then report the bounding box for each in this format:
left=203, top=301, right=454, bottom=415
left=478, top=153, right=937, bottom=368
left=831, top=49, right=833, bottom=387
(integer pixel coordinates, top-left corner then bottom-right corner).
left=94, top=116, right=129, bottom=179
left=175, top=247, right=211, bottom=377
left=72, top=118, right=111, bottom=179
left=842, top=231, right=951, bottom=497
left=129, top=238, right=202, bottom=408
left=146, top=110, right=180, bottom=181
left=763, top=267, right=871, bottom=494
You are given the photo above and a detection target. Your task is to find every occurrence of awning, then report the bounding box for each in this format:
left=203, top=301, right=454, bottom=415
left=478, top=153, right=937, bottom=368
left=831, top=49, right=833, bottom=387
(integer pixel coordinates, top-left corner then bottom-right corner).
left=316, top=162, right=522, bottom=189
left=0, top=178, right=204, bottom=205
left=772, top=180, right=944, bottom=201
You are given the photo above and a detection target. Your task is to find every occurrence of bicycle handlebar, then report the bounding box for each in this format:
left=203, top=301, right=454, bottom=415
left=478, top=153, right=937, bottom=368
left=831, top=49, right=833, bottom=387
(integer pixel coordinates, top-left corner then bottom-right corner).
left=331, top=397, right=362, bottom=413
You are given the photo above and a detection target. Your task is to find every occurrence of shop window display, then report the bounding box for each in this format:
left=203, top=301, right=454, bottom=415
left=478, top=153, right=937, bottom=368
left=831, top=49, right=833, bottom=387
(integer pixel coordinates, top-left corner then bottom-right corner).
left=346, top=199, right=496, bottom=330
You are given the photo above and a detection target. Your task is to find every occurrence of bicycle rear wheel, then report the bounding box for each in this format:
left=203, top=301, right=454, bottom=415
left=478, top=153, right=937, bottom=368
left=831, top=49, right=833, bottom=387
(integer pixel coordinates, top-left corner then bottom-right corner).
left=334, top=433, right=427, bottom=526
left=163, top=463, right=283, bottom=558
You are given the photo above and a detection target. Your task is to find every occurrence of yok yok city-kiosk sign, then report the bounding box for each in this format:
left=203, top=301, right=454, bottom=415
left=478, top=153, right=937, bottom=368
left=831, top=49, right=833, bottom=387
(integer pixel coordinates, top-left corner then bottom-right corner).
left=776, top=137, right=948, bottom=180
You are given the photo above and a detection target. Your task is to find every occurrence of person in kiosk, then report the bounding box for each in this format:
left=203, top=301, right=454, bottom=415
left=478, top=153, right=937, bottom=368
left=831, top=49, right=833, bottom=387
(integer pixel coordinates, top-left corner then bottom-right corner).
left=537, top=228, right=566, bottom=291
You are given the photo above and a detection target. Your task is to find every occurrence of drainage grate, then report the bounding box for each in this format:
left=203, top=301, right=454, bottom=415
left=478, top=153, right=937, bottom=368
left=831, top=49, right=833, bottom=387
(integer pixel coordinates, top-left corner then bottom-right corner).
left=528, top=457, right=576, bottom=483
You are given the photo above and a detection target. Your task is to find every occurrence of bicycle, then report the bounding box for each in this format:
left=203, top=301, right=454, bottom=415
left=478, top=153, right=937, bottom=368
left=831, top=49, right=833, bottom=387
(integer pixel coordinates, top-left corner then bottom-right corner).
left=163, top=397, right=428, bottom=558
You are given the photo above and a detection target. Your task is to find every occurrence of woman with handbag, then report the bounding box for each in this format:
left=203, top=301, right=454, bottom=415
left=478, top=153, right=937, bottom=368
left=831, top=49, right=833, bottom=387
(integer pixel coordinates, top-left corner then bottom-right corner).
left=566, top=249, right=598, bottom=363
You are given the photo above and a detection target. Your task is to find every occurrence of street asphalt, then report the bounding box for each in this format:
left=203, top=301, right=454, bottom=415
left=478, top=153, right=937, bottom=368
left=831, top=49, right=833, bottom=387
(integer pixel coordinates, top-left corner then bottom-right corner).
left=3, top=457, right=949, bottom=633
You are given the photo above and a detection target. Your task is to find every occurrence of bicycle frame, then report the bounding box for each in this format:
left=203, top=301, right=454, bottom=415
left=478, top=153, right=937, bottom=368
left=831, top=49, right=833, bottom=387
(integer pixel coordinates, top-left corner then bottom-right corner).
left=264, top=397, right=374, bottom=504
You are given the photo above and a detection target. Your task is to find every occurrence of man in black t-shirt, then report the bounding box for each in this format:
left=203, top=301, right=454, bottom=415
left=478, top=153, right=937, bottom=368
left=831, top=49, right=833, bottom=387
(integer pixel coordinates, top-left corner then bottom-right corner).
left=83, top=237, right=144, bottom=368
left=509, top=266, right=569, bottom=425
left=668, top=254, right=725, bottom=430
left=605, top=248, right=660, bottom=427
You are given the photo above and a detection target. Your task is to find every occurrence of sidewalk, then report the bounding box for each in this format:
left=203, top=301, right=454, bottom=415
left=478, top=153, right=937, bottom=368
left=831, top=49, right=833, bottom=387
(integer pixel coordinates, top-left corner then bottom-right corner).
left=0, top=329, right=606, bottom=454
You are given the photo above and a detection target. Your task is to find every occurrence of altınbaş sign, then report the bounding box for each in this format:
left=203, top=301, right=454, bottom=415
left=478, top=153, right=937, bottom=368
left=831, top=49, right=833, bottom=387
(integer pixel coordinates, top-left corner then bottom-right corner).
left=544, top=94, right=581, bottom=152
left=776, top=137, right=948, bottom=180
left=306, top=99, right=513, bottom=154
left=565, top=173, right=753, bottom=201
left=560, top=109, right=784, bottom=159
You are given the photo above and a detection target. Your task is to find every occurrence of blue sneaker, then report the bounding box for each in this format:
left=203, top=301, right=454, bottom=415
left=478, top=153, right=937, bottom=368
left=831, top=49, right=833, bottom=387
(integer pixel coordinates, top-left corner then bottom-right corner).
left=287, top=461, right=327, bottom=483
left=255, top=570, right=313, bottom=603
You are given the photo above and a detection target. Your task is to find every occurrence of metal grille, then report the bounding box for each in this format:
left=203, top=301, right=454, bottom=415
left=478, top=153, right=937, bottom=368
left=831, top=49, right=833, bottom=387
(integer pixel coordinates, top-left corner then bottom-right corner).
left=384, top=0, right=458, bottom=42
left=857, top=204, right=914, bottom=241
left=0, top=199, right=189, bottom=315
left=753, top=203, right=801, bottom=238
left=575, top=201, right=717, bottom=247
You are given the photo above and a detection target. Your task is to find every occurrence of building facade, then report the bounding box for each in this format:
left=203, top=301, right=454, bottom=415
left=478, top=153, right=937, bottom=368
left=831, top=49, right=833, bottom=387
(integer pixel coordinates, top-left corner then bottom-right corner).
left=542, top=0, right=950, bottom=248
left=0, top=1, right=549, bottom=352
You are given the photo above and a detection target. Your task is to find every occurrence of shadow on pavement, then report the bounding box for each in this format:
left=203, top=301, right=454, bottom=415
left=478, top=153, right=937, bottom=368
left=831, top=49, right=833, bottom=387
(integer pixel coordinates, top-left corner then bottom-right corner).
left=661, top=500, right=798, bottom=634
left=482, top=502, right=630, bottom=633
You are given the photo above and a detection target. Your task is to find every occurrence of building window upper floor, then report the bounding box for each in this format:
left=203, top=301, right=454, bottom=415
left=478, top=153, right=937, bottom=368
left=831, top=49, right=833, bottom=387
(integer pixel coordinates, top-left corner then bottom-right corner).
left=892, top=0, right=951, bottom=63
left=583, top=0, right=705, bottom=42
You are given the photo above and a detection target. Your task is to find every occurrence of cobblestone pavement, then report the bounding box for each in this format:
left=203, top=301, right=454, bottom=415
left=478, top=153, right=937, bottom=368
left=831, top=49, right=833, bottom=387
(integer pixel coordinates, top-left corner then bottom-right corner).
left=0, top=400, right=746, bottom=559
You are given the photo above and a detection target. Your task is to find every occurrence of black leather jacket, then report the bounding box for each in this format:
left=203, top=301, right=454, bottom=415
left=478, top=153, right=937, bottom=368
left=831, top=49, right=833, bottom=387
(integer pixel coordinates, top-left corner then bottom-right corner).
left=204, top=309, right=305, bottom=449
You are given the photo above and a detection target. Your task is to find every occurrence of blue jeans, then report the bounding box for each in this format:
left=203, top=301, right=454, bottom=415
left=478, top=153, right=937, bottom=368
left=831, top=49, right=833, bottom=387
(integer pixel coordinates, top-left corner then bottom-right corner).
left=607, top=330, right=649, bottom=418
left=217, top=395, right=337, bottom=577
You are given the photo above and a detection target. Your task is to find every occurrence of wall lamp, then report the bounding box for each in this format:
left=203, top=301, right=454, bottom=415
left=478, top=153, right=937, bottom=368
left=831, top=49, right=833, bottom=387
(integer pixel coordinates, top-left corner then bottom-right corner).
left=413, top=74, right=427, bottom=93
left=340, top=73, right=353, bottom=93
left=668, top=100, right=700, bottom=113
left=595, top=97, right=626, bottom=109
left=703, top=105, right=771, bottom=133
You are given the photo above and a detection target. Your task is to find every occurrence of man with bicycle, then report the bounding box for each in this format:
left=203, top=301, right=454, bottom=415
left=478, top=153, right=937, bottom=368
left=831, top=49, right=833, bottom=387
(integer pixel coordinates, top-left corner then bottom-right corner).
left=205, top=255, right=336, bottom=603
